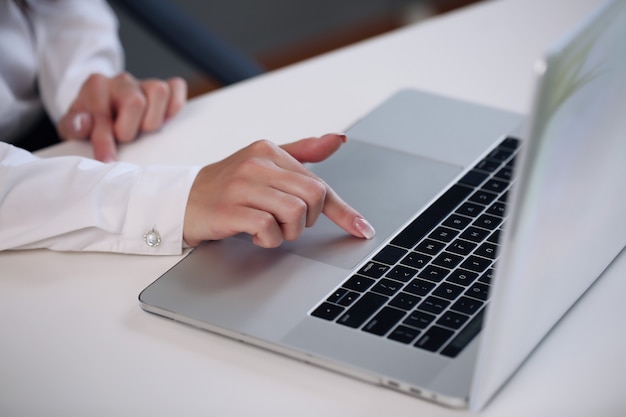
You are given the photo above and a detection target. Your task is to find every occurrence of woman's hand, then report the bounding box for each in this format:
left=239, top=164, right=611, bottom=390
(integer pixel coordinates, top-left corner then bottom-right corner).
left=56, top=72, right=187, bottom=162
left=182, top=134, right=376, bottom=248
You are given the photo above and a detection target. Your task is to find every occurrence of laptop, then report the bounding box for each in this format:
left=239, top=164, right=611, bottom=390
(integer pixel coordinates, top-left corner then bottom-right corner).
left=139, top=0, right=626, bottom=410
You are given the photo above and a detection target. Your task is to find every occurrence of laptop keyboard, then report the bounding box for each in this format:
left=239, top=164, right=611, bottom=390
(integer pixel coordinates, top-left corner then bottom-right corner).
left=311, top=137, right=520, bottom=357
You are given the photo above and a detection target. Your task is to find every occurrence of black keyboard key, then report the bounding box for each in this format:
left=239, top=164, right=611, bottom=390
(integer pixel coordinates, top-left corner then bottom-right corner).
left=405, top=278, right=436, bottom=296
left=432, top=252, right=464, bottom=269
left=337, top=290, right=359, bottom=306
left=386, top=265, right=418, bottom=282
left=486, top=201, right=506, bottom=217
left=371, top=278, right=403, bottom=296
left=447, top=239, right=477, bottom=255
left=443, top=214, right=472, bottom=230
left=478, top=268, right=495, bottom=284
left=403, top=310, right=436, bottom=329
left=337, top=292, right=387, bottom=328
left=473, top=214, right=503, bottom=230
left=388, top=325, right=421, bottom=344
left=418, top=265, right=450, bottom=282
left=389, top=292, right=421, bottom=310
left=447, top=269, right=479, bottom=286
left=363, top=307, right=406, bottom=336
left=432, top=282, right=464, bottom=300
left=391, top=184, right=473, bottom=249
left=469, top=190, right=498, bottom=206
left=494, top=166, right=513, bottom=182
left=460, top=256, right=492, bottom=273
left=373, top=245, right=408, bottom=265
left=475, top=242, right=498, bottom=259
left=343, top=275, right=375, bottom=292
left=441, top=308, right=485, bottom=358
left=451, top=296, right=484, bottom=315
left=400, top=251, right=431, bottom=269
left=415, top=239, right=446, bottom=256
left=326, top=288, right=348, bottom=304
left=429, top=226, right=458, bottom=243
left=459, top=170, right=488, bottom=187
left=311, top=302, right=344, bottom=320
left=501, top=137, right=521, bottom=149
left=487, top=229, right=502, bottom=244
left=415, top=326, right=455, bottom=352
left=358, top=261, right=390, bottom=279
left=487, top=147, right=514, bottom=163
left=482, top=178, right=509, bottom=194
left=456, top=202, right=484, bottom=218
left=474, top=158, right=501, bottom=173
left=418, top=296, right=450, bottom=315
left=460, top=226, right=490, bottom=243
left=327, top=288, right=359, bottom=306
left=466, top=282, right=490, bottom=300
left=437, top=310, right=470, bottom=330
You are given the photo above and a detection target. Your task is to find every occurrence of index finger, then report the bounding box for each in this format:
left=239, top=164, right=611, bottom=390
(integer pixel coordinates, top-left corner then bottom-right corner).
left=276, top=137, right=375, bottom=238
left=91, top=116, right=117, bottom=162
left=81, top=74, right=118, bottom=162
left=322, top=185, right=376, bottom=239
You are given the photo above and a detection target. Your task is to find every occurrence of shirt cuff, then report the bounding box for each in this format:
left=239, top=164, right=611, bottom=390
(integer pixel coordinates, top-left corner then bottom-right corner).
left=121, top=164, right=201, bottom=255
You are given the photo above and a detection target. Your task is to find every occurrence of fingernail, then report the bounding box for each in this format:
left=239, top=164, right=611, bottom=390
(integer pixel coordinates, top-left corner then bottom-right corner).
left=72, top=112, right=89, bottom=133
left=354, top=216, right=375, bottom=239
left=100, top=154, right=116, bottom=163
left=336, top=133, right=348, bottom=143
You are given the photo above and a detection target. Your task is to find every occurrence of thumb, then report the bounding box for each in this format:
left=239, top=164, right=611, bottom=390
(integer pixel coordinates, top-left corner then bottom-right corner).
left=280, top=133, right=347, bottom=163
left=56, top=111, right=94, bottom=141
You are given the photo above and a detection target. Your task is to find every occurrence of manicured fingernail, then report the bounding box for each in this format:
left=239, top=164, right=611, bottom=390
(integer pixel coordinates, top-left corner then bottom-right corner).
left=72, top=112, right=89, bottom=133
left=336, top=133, right=348, bottom=143
left=101, top=154, right=116, bottom=163
left=354, top=217, right=375, bottom=239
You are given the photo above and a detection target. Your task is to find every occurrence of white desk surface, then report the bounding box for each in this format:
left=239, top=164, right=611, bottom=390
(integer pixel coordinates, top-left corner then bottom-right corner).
left=2, top=0, right=624, bottom=415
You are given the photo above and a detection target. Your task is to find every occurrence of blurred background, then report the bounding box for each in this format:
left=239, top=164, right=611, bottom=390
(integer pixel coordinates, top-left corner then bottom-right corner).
left=109, top=0, right=485, bottom=97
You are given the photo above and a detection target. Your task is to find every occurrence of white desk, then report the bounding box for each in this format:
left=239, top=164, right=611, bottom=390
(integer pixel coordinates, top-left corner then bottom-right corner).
left=2, top=0, right=624, bottom=415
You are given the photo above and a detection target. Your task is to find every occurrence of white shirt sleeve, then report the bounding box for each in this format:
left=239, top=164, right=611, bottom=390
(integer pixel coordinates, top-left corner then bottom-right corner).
left=28, top=0, right=125, bottom=122
left=0, top=142, right=201, bottom=255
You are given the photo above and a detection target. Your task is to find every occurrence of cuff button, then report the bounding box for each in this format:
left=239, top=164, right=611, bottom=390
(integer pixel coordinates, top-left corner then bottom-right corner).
left=144, top=228, right=162, bottom=247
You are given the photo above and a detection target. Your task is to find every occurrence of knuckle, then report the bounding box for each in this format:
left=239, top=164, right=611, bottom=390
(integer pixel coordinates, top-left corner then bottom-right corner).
left=168, top=76, right=186, bottom=86
left=145, top=80, right=170, bottom=99
left=307, top=177, right=327, bottom=201
left=284, top=197, right=308, bottom=220
left=124, top=93, right=148, bottom=112
left=237, top=156, right=266, bottom=175
left=256, top=212, right=276, bottom=231
left=115, top=71, right=136, bottom=84
left=249, top=139, right=278, bottom=156
left=84, top=73, right=106, bottom=88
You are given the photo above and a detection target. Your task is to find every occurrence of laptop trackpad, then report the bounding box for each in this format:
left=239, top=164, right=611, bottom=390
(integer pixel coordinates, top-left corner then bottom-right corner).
left=275, top=140, right=462, bottom=270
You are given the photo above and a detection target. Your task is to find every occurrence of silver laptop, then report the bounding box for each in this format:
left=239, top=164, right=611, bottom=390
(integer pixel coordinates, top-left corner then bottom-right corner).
left=139, top=0, right=626, bottom=410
